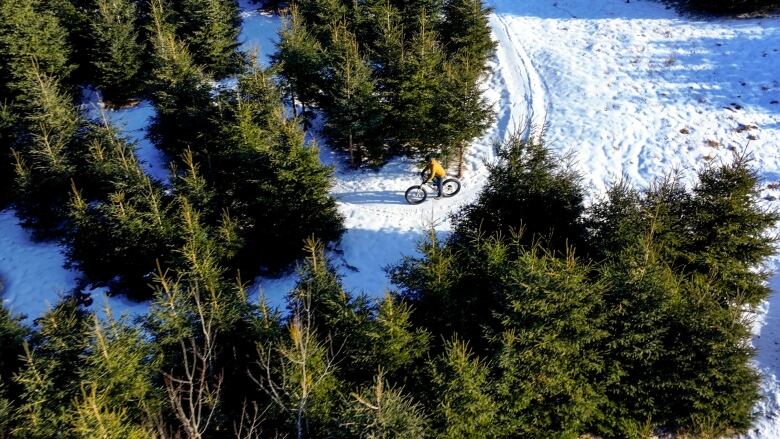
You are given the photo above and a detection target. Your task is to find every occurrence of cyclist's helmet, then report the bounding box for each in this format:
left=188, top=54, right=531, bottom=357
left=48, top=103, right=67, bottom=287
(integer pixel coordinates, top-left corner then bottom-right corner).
left=424, top=154, right=433, bottom=162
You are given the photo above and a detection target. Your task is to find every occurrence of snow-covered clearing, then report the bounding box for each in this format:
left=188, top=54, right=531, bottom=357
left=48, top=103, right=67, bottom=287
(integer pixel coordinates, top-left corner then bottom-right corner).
left=2, top=0, right=780, bottom=435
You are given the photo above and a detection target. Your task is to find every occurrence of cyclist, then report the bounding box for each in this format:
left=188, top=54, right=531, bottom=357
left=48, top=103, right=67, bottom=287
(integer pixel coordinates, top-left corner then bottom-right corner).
left=421, top=155, right=446, bottom=199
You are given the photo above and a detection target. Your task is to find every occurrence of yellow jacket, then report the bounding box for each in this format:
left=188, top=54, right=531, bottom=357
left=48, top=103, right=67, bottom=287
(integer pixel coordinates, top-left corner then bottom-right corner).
left=424, top=159, right=446, bottom=181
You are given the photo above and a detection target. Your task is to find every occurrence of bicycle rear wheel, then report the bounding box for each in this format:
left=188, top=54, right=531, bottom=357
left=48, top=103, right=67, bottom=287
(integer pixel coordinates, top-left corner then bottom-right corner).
left=441, top=179, right=461, bottom=197
left=405, top=185, right=427, bottom=204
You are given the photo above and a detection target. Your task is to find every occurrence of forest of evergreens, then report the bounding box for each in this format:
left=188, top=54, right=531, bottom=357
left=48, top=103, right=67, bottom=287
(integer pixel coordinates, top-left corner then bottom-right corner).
left=0, top=0, right=778, bottom=438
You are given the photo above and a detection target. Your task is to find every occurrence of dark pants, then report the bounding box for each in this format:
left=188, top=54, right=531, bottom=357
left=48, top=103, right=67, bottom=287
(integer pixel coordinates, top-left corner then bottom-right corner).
left=433, top=176, right=443, bottom=196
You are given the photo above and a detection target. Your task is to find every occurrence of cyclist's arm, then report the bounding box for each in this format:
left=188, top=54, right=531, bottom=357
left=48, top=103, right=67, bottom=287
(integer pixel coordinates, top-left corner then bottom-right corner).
left=421, top=163, right=432, bottom=182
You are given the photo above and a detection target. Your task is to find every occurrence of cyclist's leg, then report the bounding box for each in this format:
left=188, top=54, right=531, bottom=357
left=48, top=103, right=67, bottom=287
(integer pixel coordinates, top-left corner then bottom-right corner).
left=434, top=176, right=443, bottom=197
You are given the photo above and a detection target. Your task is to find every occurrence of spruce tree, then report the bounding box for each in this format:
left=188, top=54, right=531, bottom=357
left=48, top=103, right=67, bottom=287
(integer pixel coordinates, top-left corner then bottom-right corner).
left=435, top=57, right=493, bottom=170
left=0, top=0, right=72, bottom=103
left=214, top=64, right=344, bottom=272
left=596, top=241, right=678, bottom=437
left=323, top=24, right=384, bottom=167
left=394, top=0, right=445, bottom=35
left=296, top=0, right=348, bottom=41
left=72, top=314, right=161, bottom=439
left=147, top=0, right=216, bottom=161
left=439, top=0, right=495, bottom=62
left=397, top=12, right=446, bottom=157
left=429, top=339, right=497, bottom=438
left=272, top=6, right=325, bottom=118
left=173, top=0, right=243, bottom=78
left=89, top=0, right=144, bottom=105
left=683, top=155, right=779, bottom=306
left=493, top=243, right=606, bottom=438
left=658, top=276, right=760, bottom=435
left=340, top=371, right=430, bottom=438
left=12, top=300, right=91, bottom=439
left=0, top=306, right=27, bottom=408
left=452, top=134, right=587, bottom=256
left=12, top=64, right=80, bottom=230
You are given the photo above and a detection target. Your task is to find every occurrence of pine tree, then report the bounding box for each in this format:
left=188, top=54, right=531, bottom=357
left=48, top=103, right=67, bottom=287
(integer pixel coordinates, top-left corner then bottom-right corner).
left=397, top=12, right=447, bottom=157
left=12, top=300, right=91, bottom=439
left=272, top=6, right=325, bottom=118
left=147, top=0, right=216, bottom=161
left=452, top=134, right=587, bottom=256
left=429, top=338, right=497, bottom=438
left=683, top=154, right=779, bottom=306
left=72, top=313, right=161, bottom=439
left=89, top=0, right=144, bottom=105
left=0, top=0, right=72, bottom=103
left=173, top=0, right=243, bottom=78
left=12, top=64, right=80, bottom=230
left=323, top=24, right=384, bottom=167
left=341, top=370, right=430, bottom=438
left=439, top=0, right=495, bottom=62
left=493, top=244, right=606, bottom=438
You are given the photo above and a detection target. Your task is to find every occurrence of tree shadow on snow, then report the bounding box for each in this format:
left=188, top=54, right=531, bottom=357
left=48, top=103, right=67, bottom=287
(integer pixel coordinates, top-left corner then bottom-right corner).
left=490, top=0, right=680, bottom=20
left=332, top=190, right=409, bottom=205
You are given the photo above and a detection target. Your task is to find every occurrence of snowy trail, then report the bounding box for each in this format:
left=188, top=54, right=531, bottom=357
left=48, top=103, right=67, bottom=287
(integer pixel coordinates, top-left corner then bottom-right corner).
left=261, top=17, right=549, bottom=302
left=491, top=13, right=550, bottom=142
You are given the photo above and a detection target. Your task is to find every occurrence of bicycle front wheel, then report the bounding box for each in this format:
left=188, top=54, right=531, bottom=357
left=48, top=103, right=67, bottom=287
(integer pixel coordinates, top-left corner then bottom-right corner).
left=405, top=185, right=427, bottom=204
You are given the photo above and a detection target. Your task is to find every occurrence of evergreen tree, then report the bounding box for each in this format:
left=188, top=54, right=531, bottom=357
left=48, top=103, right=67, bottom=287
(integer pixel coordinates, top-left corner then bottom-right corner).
left=0, top=0, right=72, bottom=103
left=12, top=300, right=91, bottom=439
left=429, top=339, right=497, bottom=438
left=173, top=0, right=243, bottom=78
left=89, top=0, right=145, bottom=105
left=341, top=371, right=430, bottom=438
left=0, top=306, right=27, bottom=409
left=434, top=57, right=493, bottom=170
left=396, top=13, right=446, bottom=157
left=452, top=134, right=587, bottom=256
left=323, top=24, right=384, bottom=167
left=67, top=175, right=181, bottom=299
left=493, top=244, right=606, bottom=438
left=683, top=155, right=779, bottom=306
left=12, top=64, right=80, bottom=230
left=147, top=0, right=215, bottom=161
left=256, top=292, right=341, bottom=438
left=0, top=102, right=18, bottom=208
left=394, top=0, right=445, bottom=35
left=288, top=239, right=428, bottom=386
left=272, top=6, right=325, bottom=118
left=658, top=276, right=760, bottom=435
left=596, top=241, right=678, bottom=437
left=72, top=314, right=161, bottom=439
left=439, top=0, right=495, bottom=62
left=214, top=64, right=344, bottom=272
left=296, top=0, right=348, bottom=41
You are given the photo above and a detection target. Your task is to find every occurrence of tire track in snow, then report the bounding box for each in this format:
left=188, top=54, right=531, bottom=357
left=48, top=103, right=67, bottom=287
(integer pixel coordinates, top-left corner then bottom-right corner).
left=491, top=13, right=550, bottom=142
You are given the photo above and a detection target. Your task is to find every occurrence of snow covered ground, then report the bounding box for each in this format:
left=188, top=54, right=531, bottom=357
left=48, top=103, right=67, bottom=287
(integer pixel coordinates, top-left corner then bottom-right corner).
left=2, top=0, right=780, bottom=435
